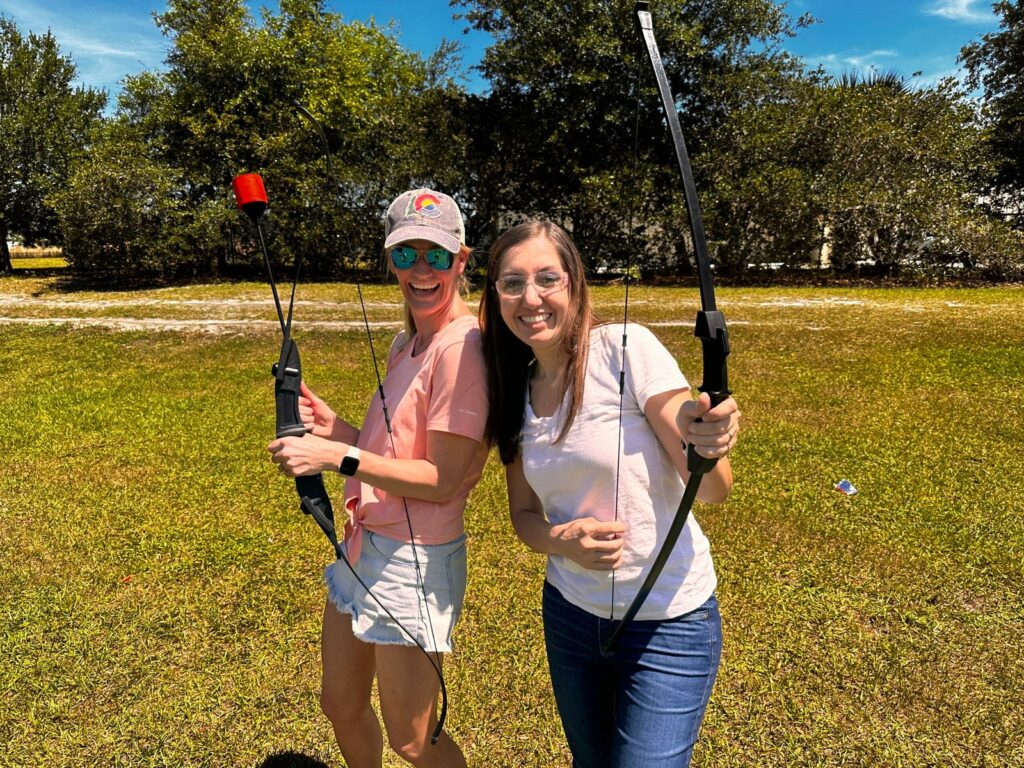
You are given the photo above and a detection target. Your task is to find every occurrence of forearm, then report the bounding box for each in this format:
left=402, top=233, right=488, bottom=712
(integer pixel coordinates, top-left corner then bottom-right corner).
left=510, top=508, right=563, bottom=556
left=347, top=448, right=459, bottom=504
left=328, top=416, right=359, bottom=445
left=694, top=457, right=732, bottom=504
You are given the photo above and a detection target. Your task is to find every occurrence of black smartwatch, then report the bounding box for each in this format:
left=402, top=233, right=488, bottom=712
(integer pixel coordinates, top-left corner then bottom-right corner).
left=339, top=446, right=361, bottom=477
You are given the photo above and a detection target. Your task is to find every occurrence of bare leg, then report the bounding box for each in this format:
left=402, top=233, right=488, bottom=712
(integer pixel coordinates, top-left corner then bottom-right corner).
left=376, top=644, right=467, bottom=768
left=320, top=600, right=383, bottom=768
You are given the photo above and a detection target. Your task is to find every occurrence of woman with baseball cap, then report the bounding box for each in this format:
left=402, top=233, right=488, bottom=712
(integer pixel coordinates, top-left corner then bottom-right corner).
left=269, top=188, right=485, bottom=767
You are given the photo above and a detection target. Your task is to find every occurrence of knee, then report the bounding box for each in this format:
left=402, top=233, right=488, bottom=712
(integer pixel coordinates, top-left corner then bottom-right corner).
left=320, top=686, right=369, bottom=728
left=386, top=729, right=430, bottom=765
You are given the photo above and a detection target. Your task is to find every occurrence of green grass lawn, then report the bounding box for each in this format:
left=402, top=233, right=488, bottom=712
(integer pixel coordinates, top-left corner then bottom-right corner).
left=1, top=276, right=1021, bottom=767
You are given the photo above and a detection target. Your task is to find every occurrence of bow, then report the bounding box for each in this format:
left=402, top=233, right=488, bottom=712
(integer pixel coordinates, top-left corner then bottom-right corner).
left=602, top=1, right=731, bottom=654
left=232, top=107, right=448, bottom=741
left=232, top=172, right=338, bottom=539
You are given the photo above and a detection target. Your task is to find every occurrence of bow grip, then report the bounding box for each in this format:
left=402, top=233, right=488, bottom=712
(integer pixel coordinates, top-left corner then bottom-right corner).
left=270, top=340, right=336, bottom=525
left=687, top=309, right=731, bottom=476
left=298, top=474, right=336, bottom=528
left=695, top=309, right=730, bottom=400
left=273, top=338, right=306, bottom=438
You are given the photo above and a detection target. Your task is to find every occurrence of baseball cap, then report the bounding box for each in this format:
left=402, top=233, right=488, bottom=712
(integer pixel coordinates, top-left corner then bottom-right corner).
left=383, top=188, right=466, bottom=254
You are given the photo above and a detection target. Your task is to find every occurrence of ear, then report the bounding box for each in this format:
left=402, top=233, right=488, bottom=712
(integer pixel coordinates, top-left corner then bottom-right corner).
left=455, top=245, right=471, bottom=275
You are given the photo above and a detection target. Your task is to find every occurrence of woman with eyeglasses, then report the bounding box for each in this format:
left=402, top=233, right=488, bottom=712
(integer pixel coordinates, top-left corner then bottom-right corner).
left=269, top=188, right=486, bottom=768
left=479, top=220, right=740, bottom=768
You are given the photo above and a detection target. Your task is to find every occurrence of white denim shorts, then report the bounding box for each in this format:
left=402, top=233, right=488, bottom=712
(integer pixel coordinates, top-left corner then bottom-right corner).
left=324, top=529, right=468, bottom=653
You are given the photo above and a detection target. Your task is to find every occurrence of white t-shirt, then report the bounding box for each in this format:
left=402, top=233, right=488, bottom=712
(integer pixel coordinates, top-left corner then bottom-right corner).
left=520, top=323, right=717, bottom=620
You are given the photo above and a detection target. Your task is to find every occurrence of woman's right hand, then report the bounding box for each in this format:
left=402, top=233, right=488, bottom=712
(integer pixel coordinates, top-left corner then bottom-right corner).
left=551, top=518, right=626, bottom=571
left=299, top=381, right=337, bottom=438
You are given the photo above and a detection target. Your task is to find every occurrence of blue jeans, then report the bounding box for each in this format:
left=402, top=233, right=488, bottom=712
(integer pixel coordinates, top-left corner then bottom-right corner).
left=543, top=581, right=722, bottom=768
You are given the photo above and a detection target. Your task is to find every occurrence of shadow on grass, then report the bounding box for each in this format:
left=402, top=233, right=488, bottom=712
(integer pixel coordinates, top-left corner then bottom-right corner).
left=31, top=268, right=390, bottom=294
left=255, top=751, right=330, bottom=768
left=7, top=265, right=70, bottom=279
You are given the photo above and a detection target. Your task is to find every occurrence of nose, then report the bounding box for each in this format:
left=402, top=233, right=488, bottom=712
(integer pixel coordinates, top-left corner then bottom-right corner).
left=521, top=280, right=544, bottom=305
left=411, top=254, right=433, bottom=273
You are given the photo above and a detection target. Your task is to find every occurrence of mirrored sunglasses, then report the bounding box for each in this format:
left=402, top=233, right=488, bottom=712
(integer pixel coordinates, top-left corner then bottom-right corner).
left=493, top=270, right=569, bottom=299
left=390, top=245, right=455, bottom=271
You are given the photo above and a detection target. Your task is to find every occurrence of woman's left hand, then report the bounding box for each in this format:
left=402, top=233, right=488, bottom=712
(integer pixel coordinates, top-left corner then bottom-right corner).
left=677, top=393, right=741, bottom=459
left=268, top=434, right=341, bottom=477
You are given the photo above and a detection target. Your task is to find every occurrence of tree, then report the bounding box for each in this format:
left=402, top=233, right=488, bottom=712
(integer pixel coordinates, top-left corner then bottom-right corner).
left=0, top=17, right=106, bottom=272
left=706, top=69, right=1022, bottom=278
left=453, top=0, right=809, bottom=273
left=701, top=69, right=823, bottom=271
left=961, top=0, right=1024, bottom=224
left=813, top=75, right=987, bottom=274
left=90, top=0, right=467, bottom=281
left=51, top=121, right=190, bottom=280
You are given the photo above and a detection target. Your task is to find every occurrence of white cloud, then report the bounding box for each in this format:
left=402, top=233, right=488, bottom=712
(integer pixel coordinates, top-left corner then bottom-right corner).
left=926, top=0, right=995, bottom=23
left=843, top=49, right=898, bottom=69
left=808, top=49, right=899, bottom=75
left=1, top=0, right=166, bottom=100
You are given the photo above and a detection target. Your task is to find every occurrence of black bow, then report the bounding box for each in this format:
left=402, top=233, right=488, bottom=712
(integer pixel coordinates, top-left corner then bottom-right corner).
left=234, top=106, right=448, bottom=740
left=603, top=1, right=731, bottom=654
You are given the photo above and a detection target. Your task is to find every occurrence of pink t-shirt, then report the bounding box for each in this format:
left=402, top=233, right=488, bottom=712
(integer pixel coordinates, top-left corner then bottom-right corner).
left=343, top=314, right=488, bottom=560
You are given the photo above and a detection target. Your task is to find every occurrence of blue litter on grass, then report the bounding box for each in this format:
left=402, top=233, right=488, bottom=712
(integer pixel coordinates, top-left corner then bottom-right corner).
left=834, top=479, right=858, bottom=496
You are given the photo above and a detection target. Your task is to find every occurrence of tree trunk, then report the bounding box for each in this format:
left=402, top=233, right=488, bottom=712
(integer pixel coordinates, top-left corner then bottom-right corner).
left=0, top=220, right=12, bottom=274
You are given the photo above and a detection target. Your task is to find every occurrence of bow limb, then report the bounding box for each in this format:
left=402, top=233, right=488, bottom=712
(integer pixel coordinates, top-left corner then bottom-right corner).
left=602, top=1, right=731, bottom=655
left=232, top=174, right=339, bottom=541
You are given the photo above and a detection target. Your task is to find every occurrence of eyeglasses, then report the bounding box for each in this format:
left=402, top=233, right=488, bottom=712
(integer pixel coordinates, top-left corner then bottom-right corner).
left=390, top=245, right=455, bottom=271
left=493, top=270, right=569, bottom=299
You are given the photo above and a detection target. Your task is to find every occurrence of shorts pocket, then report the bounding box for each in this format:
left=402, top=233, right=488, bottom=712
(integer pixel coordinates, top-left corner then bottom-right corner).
left=364, top=529, right=419, bottom=568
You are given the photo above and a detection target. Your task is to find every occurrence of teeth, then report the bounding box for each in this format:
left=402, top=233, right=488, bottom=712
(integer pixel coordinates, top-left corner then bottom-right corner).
left=412, top=283, right=439, bottom=290
left=520, top=313, right=549, bottom=324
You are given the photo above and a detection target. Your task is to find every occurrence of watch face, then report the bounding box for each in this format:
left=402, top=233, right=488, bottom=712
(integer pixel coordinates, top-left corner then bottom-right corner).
left=340, top=456, right=359, bottom=477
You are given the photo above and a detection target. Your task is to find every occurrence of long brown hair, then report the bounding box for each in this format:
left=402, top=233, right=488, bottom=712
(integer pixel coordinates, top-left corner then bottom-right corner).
left=479, top=221, right=596, bottom=465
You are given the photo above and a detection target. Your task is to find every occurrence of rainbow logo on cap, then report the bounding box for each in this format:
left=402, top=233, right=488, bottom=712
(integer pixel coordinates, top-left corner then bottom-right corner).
left=413, top=193, right=443, bottom=219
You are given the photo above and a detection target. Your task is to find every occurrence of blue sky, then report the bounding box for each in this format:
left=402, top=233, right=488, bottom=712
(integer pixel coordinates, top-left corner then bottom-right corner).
left=0, top=0, right=1003, bottom=102
left=786, top=0, right=1002, bottom=87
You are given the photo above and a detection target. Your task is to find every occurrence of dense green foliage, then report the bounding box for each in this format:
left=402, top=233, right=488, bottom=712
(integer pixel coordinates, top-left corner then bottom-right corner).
left=51, top=122, right=192, bottom=279
left=3, top=1, right=1023, bottom=281
left=453, top=0, right=811, bottom=272
left=454, top=0, right=1021, bottom=277
left=51, top=0, right=464, bottom=281
left=0, top=18, right=106, bottom=272
left=708, top=70, right=1024, bottom=278
left=961, top=0, right=1024, bottom=224
left=1, top=275, right=1022, bottom=765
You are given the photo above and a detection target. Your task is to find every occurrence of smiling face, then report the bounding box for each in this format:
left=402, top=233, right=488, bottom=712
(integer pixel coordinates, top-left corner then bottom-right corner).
left=494, top=234, right=572, bottom=357
left=388, top=238, right=468, bottom=327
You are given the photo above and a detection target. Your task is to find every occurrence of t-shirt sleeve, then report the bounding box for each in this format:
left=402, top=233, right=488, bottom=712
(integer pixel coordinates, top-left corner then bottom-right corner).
left=426, top=334, right=489, bottom=442
left=623, top=324, right=689, bottom=411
